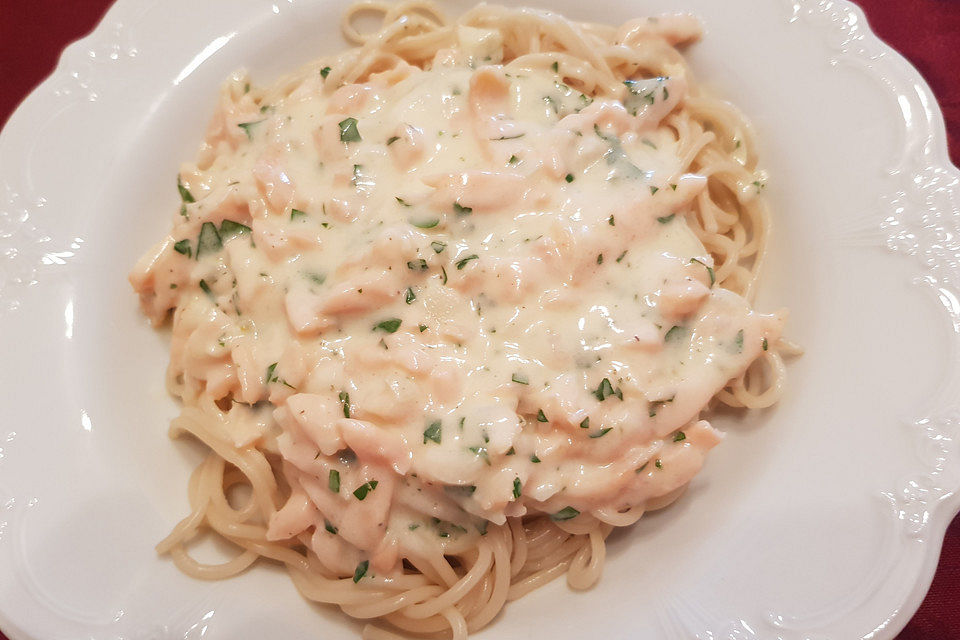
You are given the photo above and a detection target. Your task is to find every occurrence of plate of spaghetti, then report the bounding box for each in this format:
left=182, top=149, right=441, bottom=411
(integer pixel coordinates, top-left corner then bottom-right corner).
left=1, top=1, right=958, bottom=639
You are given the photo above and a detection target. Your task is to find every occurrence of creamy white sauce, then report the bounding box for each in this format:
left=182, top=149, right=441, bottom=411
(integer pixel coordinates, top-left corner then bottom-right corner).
left=132, top=38, right=784, bottom=576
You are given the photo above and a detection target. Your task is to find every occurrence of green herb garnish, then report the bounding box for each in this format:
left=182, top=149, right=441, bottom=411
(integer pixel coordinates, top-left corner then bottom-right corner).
left=536, top=409, right=548, bottom=422
left=353, top=480, right=378, bottom=500
left=329, top=469, right=341, bottom=492
left=407, top=259, right=429, bottom=271
left=551, top=507, right=580, bottom=521
left=173, top=239, right=192, bottom=258
left=657, top=213, right=675, bottom=224
left=664, top=325, right=684, bottom=342
left=593, top=378, right=621, bottom=401
left=219, top=219, right=251, bottom=240
left=238, top=120, right=264, bottom=140
left=374, top=318, right=402, bottom=333
left=338, top=117, right=361, bottom=142
left=198, top=279, right=214, bottom=300
left=456, top=254, right=479, bottom=270
left=177, top=176, right=195, bottom=203
left=423, top=420, right=442, bottom=444
left=353, top=560, right=368, bottom=582
left=196, top=221, right=222, bottom=258
left=690, top=258, right=715, bottom=286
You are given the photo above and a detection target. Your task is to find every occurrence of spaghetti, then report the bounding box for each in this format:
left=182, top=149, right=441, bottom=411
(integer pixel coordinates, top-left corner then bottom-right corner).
left=130, top=3, right=795, bottom=638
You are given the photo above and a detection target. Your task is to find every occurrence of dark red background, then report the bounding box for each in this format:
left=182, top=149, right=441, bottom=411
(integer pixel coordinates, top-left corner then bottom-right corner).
left=1, top=0, right=958, bottom=637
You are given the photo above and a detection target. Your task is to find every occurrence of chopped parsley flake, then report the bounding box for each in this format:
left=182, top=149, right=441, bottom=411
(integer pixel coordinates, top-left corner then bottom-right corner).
left=196, top=221, right=222, bottom=259
left=320, top=66, right=331, bottom=78
left=664, top=325, right=685, bottom=342
left=579, top=417, right=590, bottom=429
left=536, top=409, right=548, bottom=422
left=511, top=373, right=529, bottom=385
left=565, top=173, right=574, bottom=183
left=456, top=254, right=479, bottom=270
left=324, top=520, right=338, bottom=534
left=690, top=258, right=716, bottom=286
left=177, top=176, right=195, bottom=203
left=589, top=428, right=612, bottom=438
left=453, top=202, right=472, bottom=215
left=423, top=420, right=442, bottom=444
left=353, top=560, right=368, bottom=582
left=512, top=477, right=522, bottom=499
left=353, top=480, right=378, bottom=500
left=593, top=378, right=622, bottom=401
left=431, top=241, right=447, bottom=253
left=173, top=239, right=192, bottom=258
left=329, top=469, right=341, bottom=492
left=238, top=120, right=264, bottom=140
left=762, top=337, right=769, bottom=351
left=219, top=219, right=251, bottom=240
left=198, top=279, right=214, bottom=300
left=405, top=287, right=416, bottom=304
left=338, top=391, right=350, bottom=418
left=657, top=213, right=675, bottom=224
left=373, top=318, right=402, bottom=333
left=674, top=431, right=686, bottom=442
left=551, top=507, right=580, bottom=521
left=290, top=208, right=308, bottom=221
left=338, top=117, right=361, bottom=142
left=407, top=259, right=429, bottom=271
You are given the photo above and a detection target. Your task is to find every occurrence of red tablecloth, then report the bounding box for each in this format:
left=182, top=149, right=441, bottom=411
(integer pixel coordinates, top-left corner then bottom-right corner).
left=1, top=1, right=958, bottom=638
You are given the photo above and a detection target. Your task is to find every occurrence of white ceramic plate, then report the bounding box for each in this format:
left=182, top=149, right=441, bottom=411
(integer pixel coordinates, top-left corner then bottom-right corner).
left=2, top=1, right=959, bottom=638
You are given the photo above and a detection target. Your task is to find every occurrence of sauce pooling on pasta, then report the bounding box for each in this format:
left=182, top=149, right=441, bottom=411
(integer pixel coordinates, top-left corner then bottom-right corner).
left=132, top=26, right=783, bottom=577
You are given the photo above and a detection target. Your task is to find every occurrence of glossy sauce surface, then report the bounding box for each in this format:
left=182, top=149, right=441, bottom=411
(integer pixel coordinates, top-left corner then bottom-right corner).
left=131, top=36, right=783, bottom=573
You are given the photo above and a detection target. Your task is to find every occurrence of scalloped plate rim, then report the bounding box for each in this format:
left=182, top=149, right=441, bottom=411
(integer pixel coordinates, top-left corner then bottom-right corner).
left=1, top=0, right=959, bottom=638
